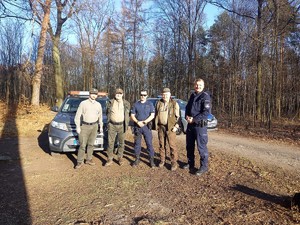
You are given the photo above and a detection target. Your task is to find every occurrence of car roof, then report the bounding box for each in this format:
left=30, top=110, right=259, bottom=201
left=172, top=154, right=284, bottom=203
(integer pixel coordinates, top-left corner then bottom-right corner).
left=67, top=91, right=108, bottom=97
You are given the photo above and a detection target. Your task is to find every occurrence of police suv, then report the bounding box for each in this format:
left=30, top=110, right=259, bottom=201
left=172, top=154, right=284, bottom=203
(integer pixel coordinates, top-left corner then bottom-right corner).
left=48, top=91, right=109, bottom=154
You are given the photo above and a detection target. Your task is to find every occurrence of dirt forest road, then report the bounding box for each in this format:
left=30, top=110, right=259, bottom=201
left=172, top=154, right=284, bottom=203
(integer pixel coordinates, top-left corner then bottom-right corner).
left=207, top=130, right=300, bottom=173
left=1, top=129, right=300, bottom=225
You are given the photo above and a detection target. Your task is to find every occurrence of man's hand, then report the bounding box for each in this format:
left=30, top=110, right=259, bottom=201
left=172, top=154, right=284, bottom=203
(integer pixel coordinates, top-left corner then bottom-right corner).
left=137, top=121, right=145, bottom=127
left=186, top=116, right=193, bottom=124
left=76, top=127, right=81, bottom=134
left=98, top=124, right=103, bottom=133
left=171, top=127, right=178, bottom=133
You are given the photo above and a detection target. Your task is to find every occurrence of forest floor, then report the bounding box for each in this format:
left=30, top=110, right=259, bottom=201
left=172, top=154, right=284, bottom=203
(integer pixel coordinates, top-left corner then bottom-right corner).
left=0, top=102, right=300, bottom=225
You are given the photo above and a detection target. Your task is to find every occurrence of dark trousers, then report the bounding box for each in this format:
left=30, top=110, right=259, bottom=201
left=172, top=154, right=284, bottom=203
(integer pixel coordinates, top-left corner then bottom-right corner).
left=186, top=124, right=209, bottom=169
left=77, top=124, right=98, bottom=163
left=158, top=125, right=178, bottom=164
left=107, top=123, right=125, bottom=160
left=133, top=126, right=154, bottom=158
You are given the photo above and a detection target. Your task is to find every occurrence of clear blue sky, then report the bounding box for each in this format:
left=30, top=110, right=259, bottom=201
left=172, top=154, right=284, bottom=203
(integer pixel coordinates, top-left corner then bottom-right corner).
left=204, top=3, right=222, bottom=29
left=114, top=0, right=221, bottom=30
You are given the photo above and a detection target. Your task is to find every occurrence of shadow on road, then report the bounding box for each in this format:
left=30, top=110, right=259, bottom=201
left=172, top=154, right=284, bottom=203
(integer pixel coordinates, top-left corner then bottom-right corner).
left=232, top=184, right=290, bottom=208
left=0, top=104, right=32, bottom=224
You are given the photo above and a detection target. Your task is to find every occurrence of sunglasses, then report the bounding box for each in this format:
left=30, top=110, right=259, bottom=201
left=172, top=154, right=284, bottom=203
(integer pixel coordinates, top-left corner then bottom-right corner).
left=140, top=94, right=147, bottom=97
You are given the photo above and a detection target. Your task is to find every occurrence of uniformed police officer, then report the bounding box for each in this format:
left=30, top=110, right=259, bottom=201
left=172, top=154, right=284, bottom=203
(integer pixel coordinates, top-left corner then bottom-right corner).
left=74, top=88, right=103, bottom=169
left=105, top=88, right=130, bottom=166
left=130, top=90, right=155, bottom=168
left=184, top=79, right=211, bottom=175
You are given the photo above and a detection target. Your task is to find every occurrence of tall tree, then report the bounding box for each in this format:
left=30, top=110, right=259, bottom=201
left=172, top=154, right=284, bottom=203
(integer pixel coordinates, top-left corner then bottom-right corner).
left=30, top=0, right=52, bottom=106
left=207, top=0, right=299, bottom=122
left=48, top=0, right=77, bottom=107
left=152, top=0, right=207, bottom=98
left=207, top=0, right=270, bottom=121
left=0, top=20, right=25, bottom=103
left=72, top=0, right=112, bottom=91
left=120, top=0, right=146, bottom=101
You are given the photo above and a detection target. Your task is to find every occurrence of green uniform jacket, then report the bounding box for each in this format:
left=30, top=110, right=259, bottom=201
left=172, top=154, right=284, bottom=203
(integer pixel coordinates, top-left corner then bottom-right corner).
left=106, top=98, right=131, bottom=133
left=154, top=99, right=180, bottom=131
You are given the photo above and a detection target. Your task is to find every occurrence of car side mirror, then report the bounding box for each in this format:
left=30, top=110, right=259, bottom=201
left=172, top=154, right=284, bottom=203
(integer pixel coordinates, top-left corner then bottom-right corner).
left=51, top=106, right=59, bottom=112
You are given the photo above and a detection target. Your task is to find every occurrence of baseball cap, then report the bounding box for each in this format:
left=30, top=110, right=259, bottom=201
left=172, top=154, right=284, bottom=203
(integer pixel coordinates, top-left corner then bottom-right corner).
left=115, top=88, right=123, bottom=94
left=89, top=88, right=98, bottom=95
left=162, top=88, right=170, bottom=93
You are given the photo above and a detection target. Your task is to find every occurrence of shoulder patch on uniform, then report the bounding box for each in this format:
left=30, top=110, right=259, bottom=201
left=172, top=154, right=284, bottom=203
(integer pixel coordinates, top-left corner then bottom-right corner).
left=204, top=100, right=211, bottom=109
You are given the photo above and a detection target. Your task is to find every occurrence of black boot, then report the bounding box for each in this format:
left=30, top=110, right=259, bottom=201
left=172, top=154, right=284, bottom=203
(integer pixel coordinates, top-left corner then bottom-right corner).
left=149, top=157, right=155, bottom=168
left=132, top=156, right=140, bottom=167
left=196, top=167, right=208, bottom=176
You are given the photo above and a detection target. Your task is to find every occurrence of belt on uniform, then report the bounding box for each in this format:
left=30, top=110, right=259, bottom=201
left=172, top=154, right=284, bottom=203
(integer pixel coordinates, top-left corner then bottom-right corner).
left=82, top=121, right=98, bottom=125
left=110, top=121, right=123, bottom=125
left=193, top=120, right=208, bottom=127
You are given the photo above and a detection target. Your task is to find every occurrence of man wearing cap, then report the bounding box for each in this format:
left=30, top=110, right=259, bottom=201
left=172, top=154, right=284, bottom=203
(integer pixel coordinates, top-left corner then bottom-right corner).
left=105, top=88, right=130, bottom=166
left=74, top=88, right=103, bottom=169
left=184, top=78, right=211, bottom=176
left=154, top=88, right=180, bottom=171
left=130, top=90, right=155, bottom=168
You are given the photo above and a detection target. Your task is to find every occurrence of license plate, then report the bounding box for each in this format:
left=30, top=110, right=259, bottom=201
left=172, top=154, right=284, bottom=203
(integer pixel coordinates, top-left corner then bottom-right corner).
left=73, top=139, right=101, bottom=145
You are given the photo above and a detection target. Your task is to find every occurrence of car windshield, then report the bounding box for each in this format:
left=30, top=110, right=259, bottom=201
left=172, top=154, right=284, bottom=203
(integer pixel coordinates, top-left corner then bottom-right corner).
left=147, top=98, right=187, bottom=111
left=61, top=97, right=107, bottom=113
left=147, top=99, right=157, bottom=107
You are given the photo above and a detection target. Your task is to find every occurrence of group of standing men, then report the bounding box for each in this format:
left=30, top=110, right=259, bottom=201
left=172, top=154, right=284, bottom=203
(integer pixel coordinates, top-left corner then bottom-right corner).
left=74, top=78, right=211, bottom=176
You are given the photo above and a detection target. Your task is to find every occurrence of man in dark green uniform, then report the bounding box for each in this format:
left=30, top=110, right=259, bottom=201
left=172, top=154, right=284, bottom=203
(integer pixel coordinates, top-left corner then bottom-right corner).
left=105, top=88, right=130, bottom=166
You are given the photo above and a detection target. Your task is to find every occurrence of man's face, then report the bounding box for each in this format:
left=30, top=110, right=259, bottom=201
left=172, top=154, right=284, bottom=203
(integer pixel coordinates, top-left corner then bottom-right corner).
left=90, top=93, right=97, bottom=100
left=162, top=92, right=170, bottom=102
left=140, top=91, right=148, bottom=101
left=194, top=80, right=204, bottom=93
left=115, top=92, right=123, bottom=100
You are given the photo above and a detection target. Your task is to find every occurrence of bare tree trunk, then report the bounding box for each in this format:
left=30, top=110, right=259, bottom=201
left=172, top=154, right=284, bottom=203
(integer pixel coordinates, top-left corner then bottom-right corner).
left=255, top=0, right=263, bottom=121
left=48, top=0, right=76, bottom=107
left=31, top=0, right=51, bottom=106
left=276, top=35, right=284, bottom=118
left=53, top=36, right=64, bottom=107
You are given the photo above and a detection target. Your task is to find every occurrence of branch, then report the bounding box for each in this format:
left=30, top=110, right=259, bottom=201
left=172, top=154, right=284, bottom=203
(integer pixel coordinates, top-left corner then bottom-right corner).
left=0, top=14, right=33, bottom=21
left=206, top=0, right=256, bottom=20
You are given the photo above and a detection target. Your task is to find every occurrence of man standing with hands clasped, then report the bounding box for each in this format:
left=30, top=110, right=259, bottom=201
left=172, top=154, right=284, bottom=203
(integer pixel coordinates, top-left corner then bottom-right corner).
left=105, top=88, right=130, bottom=166
left=184, top=78, right=211, bottom=176
left=154, top=88, right=180, bottom=171
left=131, top=90, right=155, bottom=168
left=74, top=88, right=103, bottom=169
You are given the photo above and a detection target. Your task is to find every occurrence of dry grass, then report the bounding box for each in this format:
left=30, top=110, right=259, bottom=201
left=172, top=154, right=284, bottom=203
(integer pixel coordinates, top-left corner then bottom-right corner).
left=0, top=101, right=54, bottom=137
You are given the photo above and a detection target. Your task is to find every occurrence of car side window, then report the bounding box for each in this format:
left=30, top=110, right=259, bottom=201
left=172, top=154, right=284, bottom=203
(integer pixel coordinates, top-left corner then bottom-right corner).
left=97, top=98, right=108, bottom=113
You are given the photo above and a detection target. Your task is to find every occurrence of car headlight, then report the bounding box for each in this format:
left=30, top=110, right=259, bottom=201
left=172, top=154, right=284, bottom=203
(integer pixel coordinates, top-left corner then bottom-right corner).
left=51, top=121, right=68, bottom=131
